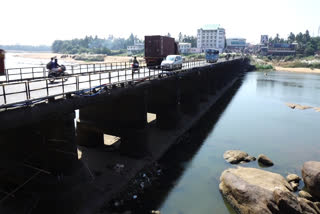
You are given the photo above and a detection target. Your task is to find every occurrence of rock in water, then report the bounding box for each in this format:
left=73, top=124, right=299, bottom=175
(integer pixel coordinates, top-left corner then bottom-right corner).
left=258, top=154, right=274, bottom=166
left=219, top=167, right=293, bottom=214
left=223, top=150, right=255, bottom=164
left=290, top=181, right=299, bottom=191
left=287, top=174, right=301, bottom=183
left=302, top=161, right=320, bottom=198
left=219, top=167, right=320, bottom=214
left=298, top=190, right=314, bottom=201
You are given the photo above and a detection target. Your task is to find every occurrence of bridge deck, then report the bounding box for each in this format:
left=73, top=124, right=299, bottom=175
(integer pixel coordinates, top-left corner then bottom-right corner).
left=0, top=59, right=216, bottom=109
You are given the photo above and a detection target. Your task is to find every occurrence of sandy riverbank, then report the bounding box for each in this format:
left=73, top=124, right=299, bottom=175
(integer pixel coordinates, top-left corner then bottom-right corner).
left=14, top=52, right=142, bottom=63
left=274, top=66, right=320, bottom=74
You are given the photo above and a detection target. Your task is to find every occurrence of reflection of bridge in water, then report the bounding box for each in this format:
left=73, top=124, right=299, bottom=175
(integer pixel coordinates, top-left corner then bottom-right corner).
left=0, top=57, right=252, bottom=214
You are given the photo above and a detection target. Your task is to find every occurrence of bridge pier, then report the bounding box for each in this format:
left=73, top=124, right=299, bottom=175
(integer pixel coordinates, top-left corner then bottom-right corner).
left=179, top=71, right=200, bottom=115
left=0, top=112, right=78, bottom=175
left=198, top=68, right=210, bottom=101
left=77, top=90, right=149, bottom=157
left=147, top=77, right=180, bottom=129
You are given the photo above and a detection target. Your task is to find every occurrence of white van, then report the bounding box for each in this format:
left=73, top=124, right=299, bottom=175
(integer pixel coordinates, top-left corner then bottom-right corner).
left=161, top=55, right=183, bottom=70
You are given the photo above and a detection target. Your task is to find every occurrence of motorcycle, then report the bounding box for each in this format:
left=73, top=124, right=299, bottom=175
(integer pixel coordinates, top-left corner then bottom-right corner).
left=132, top=62, right=140, bottom=72
left=48, top=65, right=68, bottom=83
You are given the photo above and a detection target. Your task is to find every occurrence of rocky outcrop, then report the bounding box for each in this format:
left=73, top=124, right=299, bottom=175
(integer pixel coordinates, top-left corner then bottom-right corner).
left=223, top=150, right=256, bottom=164
left=258, top=154, right=274, bottom=166
left=302, top=161, right=320, bottom=199
left=219, top=167, right=320, bottom=214
left=299, top=190, right=314, bottom=201
left=287, top=174, right=301, bottom=183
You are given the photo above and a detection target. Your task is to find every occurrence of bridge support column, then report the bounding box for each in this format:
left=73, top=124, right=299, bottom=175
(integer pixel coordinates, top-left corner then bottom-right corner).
left=179, top=71, right=200, bottom=115
left=208, top=68, right=218, bottom=95
left=119, top=128, right=149, bottom=158
left=77, top=90, right=150, bottom=157
left=148, top=77, right=180, bottom=129
left=37, top=112, right=79, bottom=174
left=198, top=68, right=210, bottom=101
left=0, top=112, right=78, bottom=175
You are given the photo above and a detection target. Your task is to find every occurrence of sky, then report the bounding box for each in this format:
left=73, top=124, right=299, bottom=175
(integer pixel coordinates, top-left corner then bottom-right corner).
left=1, top=0, right=320, bottom=46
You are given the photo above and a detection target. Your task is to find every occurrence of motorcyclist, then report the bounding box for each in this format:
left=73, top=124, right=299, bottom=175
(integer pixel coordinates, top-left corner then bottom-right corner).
left=133, top=56, right=139, bottom=67
left=52, top=58, right=61, bottom=72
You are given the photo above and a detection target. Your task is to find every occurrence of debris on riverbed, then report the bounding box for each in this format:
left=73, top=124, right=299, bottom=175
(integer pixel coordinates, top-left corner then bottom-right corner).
left=104, top=162, right=163, bottom=213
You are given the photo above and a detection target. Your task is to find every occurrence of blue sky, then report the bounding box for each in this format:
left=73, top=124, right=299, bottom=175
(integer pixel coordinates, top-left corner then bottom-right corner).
left=1, top=0, right=320, bottom=45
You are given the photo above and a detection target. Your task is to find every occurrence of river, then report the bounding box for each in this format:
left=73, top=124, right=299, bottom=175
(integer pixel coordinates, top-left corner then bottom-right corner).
left=118, top=71, right=320, bottom=213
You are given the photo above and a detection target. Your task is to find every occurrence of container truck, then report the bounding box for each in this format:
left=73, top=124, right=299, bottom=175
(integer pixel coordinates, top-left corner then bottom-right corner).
left=144, top=36, right=179, bottom=67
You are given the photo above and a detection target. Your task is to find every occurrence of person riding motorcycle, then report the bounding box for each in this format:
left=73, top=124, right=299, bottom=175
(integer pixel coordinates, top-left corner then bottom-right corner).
left=133, top=56, right=139, bottom=66
left=51, top=58, right=61, bottom=72
left=132, top=56, right=139, bottom=72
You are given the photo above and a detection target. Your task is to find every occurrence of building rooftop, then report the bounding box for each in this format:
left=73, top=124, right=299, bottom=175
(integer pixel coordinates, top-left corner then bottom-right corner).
left=200, top=24, right=222, bottom=30
left=227, top=38, right=246, bottom=40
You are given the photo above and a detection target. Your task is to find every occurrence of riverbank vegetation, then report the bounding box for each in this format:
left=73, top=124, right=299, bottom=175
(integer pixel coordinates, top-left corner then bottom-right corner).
left=0, top=45, right=51, bottom=52
left=52, top=34, right=140, bottom=55
left=269, top=30, right=320, bottom=57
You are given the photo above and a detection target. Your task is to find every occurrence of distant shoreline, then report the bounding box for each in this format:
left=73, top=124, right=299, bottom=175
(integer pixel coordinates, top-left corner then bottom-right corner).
left=11, top=52, right=140, bottom=63
left=274, top=66, right=320, bottom=74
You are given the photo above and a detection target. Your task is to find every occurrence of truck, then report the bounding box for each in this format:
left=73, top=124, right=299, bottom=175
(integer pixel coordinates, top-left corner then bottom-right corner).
left=144, top=35, right=179, bottom=67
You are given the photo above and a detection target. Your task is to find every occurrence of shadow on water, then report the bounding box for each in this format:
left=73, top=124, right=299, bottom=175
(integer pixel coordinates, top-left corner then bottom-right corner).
left=115, top=79, right=244, bottom=213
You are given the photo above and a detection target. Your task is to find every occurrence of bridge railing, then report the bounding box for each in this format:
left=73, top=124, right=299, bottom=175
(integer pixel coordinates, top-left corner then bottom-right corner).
left=1, top=61, right=149, bottom=83
left=0, top=59, right=207, bottom=110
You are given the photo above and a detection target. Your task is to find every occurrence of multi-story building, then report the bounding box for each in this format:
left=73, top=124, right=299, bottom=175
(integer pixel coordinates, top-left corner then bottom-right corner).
left=178, top=42, right=191, bottom=54
left=226, top=38, right=247, bottom=50
left=197, top=24, right=225, bottom=53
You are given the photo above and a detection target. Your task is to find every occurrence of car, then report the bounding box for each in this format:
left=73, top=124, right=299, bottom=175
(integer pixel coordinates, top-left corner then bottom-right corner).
left=161, top=55, right=183, bottom=70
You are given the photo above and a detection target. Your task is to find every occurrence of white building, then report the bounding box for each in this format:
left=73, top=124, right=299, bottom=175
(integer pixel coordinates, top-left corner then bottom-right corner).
left=226, top=38, right=247, bottom=50
left=127, top=42, right=144, bottom=55
left=178, top=42, right=191, bottom=54
left=189, top=48, right=201, bottom=54
left=197, top=24, right=225, bottom=53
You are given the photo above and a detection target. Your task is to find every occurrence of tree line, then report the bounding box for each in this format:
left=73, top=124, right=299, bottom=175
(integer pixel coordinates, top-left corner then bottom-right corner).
left=0, top=45, right=51, bottom=52
left=52, top=34, right=142, bottom=55
left=268, top=30, right=320, bottom=56
left=178, top=32, right=197, bottom=47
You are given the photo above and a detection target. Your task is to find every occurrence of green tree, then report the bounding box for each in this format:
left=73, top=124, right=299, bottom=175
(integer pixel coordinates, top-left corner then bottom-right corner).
left=178, top=32, right=183, bottom=42
left=182, top=36, right=197, bottom=47
left=288, top=32, right=295, bottom=43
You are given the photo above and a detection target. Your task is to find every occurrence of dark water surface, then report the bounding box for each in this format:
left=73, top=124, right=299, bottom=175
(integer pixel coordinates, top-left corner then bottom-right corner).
left=134, top=71, right=320, bottom=214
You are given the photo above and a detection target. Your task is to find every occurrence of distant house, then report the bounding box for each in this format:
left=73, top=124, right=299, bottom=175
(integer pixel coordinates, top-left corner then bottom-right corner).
left=265, top=43, right=296, bottom=56
left=179, top=43, right=191, bottom=54
left=189, top=48, right=201, bottom=54
left=127, top=42, right=144, bottom=55
left=226, top=38, right=247, bottom=50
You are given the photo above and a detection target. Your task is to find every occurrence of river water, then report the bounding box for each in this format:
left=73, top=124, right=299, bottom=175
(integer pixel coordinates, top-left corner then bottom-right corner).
left=128, top=71, right=320, bottom=214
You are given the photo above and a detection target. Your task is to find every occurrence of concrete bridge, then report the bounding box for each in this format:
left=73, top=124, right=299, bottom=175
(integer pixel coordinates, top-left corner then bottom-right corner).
left=0, top=58, right=253, bottom=213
